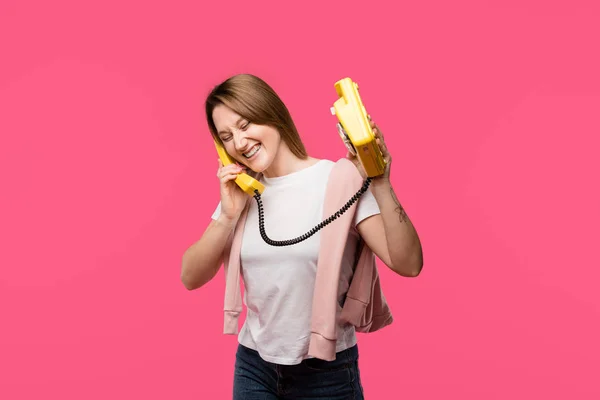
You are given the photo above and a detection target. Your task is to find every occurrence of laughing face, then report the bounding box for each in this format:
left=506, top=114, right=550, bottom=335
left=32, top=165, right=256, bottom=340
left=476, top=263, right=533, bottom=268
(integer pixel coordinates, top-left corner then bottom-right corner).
left=212, top=104, right=283, bottom=175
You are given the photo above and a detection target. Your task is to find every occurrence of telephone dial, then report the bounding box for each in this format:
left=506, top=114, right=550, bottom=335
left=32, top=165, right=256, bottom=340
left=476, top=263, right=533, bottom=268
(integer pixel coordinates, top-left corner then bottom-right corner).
left=213, top=77, right=386, bottom=247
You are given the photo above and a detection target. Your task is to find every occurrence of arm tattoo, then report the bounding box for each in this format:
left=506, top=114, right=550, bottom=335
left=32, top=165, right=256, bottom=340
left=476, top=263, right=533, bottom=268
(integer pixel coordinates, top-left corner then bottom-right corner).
left=390, top=187, right=408, bottom=223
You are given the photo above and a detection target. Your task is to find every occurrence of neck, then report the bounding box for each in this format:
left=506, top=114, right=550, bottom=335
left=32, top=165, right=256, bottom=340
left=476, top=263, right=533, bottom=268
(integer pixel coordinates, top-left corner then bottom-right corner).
left=262, top=144, right=317, bottom=178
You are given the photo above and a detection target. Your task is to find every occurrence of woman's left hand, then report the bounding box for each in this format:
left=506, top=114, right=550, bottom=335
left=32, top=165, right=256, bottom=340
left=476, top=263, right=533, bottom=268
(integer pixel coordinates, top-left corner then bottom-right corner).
left=345, top=115, right=392, bottom=182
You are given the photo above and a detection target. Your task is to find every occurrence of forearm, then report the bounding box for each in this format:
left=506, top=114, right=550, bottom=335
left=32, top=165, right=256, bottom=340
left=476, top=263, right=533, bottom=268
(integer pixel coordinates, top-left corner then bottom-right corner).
left=181, top=216, right=237, bottom=290
left=371, top=179, right=423, bottom=277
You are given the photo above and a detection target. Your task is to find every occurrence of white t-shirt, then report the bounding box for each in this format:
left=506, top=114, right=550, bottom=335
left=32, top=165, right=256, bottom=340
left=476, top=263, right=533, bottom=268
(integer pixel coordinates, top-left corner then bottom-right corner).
left=211, top=159, right=380, bottom=365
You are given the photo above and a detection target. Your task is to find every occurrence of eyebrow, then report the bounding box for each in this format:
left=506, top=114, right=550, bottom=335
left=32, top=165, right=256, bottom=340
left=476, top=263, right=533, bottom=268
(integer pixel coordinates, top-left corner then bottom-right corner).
left=217, top=117, right=246, bottom=136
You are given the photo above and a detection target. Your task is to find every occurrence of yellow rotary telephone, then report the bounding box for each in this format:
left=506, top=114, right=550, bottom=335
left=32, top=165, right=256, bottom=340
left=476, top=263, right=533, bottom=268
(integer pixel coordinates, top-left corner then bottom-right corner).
left=330, top=77, right=387, bottom=178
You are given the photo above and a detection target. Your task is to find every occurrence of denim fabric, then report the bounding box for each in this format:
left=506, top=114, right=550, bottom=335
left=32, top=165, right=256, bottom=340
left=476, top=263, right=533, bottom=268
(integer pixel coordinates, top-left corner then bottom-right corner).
left=233, top=343, right=365, bottom=399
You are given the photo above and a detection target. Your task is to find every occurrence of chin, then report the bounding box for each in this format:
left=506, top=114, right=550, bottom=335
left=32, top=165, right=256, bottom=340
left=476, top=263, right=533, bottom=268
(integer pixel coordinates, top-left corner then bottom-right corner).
left=246, top=155, right=271, bottom=174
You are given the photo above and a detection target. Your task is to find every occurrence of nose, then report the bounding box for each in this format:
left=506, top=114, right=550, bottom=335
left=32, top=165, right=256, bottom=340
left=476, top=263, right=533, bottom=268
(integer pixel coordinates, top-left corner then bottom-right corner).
left=233, top=129, right=248, bottom=151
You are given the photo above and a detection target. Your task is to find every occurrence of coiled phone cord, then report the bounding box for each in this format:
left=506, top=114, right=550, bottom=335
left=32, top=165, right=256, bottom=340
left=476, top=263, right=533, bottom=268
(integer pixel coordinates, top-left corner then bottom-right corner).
left=252, top=177, right=372, bottom=246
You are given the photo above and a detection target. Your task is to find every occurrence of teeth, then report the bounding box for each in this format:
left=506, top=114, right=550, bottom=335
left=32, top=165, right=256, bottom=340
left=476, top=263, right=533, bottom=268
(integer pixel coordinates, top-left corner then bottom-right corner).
left=243, top=144, right=260, bottom=158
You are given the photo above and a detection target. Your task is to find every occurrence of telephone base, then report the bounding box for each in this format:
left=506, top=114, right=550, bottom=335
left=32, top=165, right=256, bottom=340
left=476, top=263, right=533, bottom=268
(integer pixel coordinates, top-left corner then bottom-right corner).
left=332, top=77, right=387, bottom=178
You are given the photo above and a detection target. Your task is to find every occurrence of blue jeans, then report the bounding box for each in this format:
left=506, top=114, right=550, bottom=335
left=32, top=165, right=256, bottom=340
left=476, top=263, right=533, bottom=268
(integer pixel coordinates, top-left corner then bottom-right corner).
left=233, top=343, right=365, bottom=399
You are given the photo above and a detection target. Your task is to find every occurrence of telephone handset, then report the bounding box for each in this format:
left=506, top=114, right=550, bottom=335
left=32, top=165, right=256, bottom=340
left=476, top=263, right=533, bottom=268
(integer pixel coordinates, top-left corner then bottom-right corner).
left=330, top=77, right=387, bottom=178
left=212, top=77, right=376, bottom=247
left=214, top=140, right=265, bottom=196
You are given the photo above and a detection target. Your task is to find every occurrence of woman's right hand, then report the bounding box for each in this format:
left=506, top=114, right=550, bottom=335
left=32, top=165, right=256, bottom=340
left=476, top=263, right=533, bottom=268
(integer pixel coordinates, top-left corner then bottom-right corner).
left=217, top=160, right=249, bottom=224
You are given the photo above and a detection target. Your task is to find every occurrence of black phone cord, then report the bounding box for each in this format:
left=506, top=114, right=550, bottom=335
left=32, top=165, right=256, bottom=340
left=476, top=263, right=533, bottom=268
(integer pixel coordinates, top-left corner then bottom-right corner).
left=253, top=178, right=372, bottom=246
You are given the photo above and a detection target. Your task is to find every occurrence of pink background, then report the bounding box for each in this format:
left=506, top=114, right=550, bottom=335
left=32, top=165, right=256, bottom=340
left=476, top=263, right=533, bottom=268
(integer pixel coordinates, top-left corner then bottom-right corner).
left=1, top=0, right=599, bottom=399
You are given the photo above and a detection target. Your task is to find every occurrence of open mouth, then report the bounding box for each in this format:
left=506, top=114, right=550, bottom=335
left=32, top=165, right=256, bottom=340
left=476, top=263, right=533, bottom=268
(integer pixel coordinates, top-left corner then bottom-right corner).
left=243, top=144, right=261, bottom=159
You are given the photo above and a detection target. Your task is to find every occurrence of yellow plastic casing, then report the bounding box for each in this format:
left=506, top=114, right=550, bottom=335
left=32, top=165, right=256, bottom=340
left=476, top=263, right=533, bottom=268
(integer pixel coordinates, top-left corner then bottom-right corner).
left=214, top=140, right=265, bottom=196
left=332, top=77, right=386, bottom=178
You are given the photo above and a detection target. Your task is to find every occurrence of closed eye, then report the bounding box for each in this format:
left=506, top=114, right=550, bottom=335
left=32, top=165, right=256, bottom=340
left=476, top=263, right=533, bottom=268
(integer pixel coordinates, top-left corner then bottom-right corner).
left=217, top=118, right=249, bottom=141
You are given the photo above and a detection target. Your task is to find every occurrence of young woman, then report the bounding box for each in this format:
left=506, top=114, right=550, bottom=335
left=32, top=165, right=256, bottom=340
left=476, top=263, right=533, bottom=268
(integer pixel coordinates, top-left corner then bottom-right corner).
left=181, top=74, right=423, bottom=399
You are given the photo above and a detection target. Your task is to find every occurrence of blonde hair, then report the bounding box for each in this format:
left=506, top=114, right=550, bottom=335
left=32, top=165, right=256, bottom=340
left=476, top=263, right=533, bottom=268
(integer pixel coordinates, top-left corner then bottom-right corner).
left=205, top=74, right=308, bottom=159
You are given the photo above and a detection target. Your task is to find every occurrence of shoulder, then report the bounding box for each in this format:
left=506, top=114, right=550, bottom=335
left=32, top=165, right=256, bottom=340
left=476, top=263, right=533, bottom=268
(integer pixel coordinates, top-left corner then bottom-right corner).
left=311, top=158, right=335, bottom=168
left=313, top=158, right=358, bottom=177
left=311, top=159, right=359, bottom=188
left=299, top=158, right=336, bottom=181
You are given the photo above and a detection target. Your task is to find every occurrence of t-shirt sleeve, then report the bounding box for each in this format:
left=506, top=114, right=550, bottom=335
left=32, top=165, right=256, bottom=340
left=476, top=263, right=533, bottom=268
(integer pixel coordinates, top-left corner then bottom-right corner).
left=353, top=187, right=381, bottom=227
left=211, top=201, right=222, bottom=220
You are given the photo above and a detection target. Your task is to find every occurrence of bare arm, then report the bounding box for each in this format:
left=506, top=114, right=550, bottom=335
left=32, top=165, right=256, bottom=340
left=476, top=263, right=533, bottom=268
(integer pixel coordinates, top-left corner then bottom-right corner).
left=180, top=216, right=237, bottom=290
left=357, top=181, right=423, bottom=277
left=181, top=159, right=249, bottom=291
left=352, top=116, right=423, bottom=277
